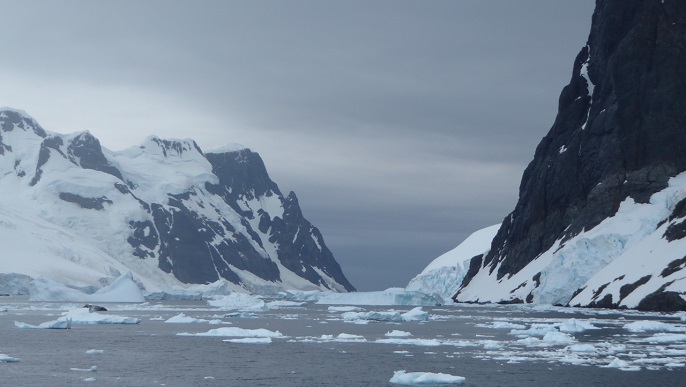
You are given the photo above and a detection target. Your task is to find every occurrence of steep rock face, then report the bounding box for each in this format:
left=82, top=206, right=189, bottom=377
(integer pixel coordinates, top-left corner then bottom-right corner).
left=0, top=108, right=354, bottom=294
left=454, top=0, right=686, bottom=310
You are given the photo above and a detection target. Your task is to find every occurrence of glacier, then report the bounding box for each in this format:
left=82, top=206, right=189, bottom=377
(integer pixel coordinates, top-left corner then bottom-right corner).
left=405, top=225, right=499, bottom=303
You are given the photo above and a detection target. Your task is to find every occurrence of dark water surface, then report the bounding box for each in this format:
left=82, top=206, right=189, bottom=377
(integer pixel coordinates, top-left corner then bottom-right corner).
left=1, top=298, right=685, bottom=386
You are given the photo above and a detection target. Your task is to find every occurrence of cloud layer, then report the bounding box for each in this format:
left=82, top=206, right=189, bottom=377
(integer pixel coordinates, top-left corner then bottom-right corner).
left=0, top=1, right=594, bottom=289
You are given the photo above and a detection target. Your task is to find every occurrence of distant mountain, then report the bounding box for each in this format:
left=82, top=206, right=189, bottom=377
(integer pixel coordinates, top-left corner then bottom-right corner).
left=0, top=108, right=355, bottom=295
left=413, top=1, right=686, bottom=311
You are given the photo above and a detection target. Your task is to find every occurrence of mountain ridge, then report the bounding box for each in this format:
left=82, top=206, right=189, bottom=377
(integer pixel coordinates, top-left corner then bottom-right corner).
left=0, top=108, right=355, bottom=295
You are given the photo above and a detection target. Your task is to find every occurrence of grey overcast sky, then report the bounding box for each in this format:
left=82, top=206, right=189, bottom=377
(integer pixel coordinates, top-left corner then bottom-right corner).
left=0, top=1, right=595, bottom=290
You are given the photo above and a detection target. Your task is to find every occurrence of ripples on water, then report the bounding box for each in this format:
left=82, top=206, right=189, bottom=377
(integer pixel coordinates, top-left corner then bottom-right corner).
left=1, top=298, right=685, bottom=386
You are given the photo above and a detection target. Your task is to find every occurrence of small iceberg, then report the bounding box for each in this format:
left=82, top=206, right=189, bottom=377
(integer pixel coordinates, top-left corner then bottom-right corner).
left=0, top=353, right=20, bottom=362
left=62, top=308, right=141, bottom=325
left=223, top=337, right=272, bottom=344
left=164, top=313, right=210, bottom=324
left=70, top=366, right=97, bottom=372
left=15, top=318, right=72, bottom=329
left=177, top=327, right=284, bottom=338
left=342, top=307, right=429, bottom=323
left=390, top=370, right=465, bottom=385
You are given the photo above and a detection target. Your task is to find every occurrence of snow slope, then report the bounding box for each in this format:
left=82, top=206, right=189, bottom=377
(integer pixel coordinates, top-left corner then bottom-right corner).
left=456, top=172, right=686, bottom=309
left=405, top=225, right=499, bottom=302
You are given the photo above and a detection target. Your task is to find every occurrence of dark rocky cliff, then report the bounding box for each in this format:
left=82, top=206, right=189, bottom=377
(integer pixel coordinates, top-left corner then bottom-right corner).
left=455, top=0, right=686, bottom=309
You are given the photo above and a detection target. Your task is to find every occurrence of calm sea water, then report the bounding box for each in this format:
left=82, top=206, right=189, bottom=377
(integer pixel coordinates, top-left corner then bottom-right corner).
left=1, top=298, right=685, bottom=386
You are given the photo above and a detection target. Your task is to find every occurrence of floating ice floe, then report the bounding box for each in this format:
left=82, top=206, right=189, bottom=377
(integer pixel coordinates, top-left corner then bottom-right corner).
left=386, top=330, right=413, bottom=337
left=328, top=306, right=365, bottom=312
left=475, top=321, right=526, bottom=329
left=208, top=293, right=266, bottom=311
left=635, top=333, right=686, bottom=343
left=177, top=327, right=284, bottom=338
left=623, top=320, right=686, bottom=333
left=29, top=272, right=145, bottom=303
left=389, top=370, right=465, bottom=385
left=317, top=289, right=441, bottom=306
left=265, top=301, right=306, bottom=309
left=557, top=318, right=599, bottom=333
left=317, top=333, right=367, bottom=343
left=70, top=366, right=97, bottom=372
left=509, top=323, right=558, bottom=337
left=61, top=308, right=141, bottom=324
left=0, top=353, right=20, bottom=362
left=224, top=312, right=259, bottom=319
left=602, top=357, right=640, bottom=371
left=342, top=307, right=429, bottom=323
left=15, top=318, right=72, bottom=329
left=566, top=343, right=597, bottom=353
left=541, top=331, right=577, bottom=345
left=376, top=338, right=443, bottom=347
left=223, top=337, right=272, bottom=344
left=165, top=313, right=212, bottom=324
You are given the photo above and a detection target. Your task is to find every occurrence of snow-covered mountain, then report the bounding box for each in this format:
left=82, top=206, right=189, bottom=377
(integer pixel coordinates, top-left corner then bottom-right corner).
left=0, top=107, right=355, bottom=295
left=412, top=1, right=686, bottom=312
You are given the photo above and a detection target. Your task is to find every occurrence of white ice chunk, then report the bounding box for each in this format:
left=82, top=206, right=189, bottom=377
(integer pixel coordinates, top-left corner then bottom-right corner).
left=386, top=330, right=413, bottom=337
left=223, top=337, right=272, bottom=344
left=541, top=331, right=577, bottom=345
left=70, top=366, right=97, bottom=372
left=401, top=307, right=429, bottom=322
left=164, top=313, right=210, bottom=324
left=0, top=353, right=20, bottom=362
left=566, top=343, right=597, bottom=353
left=61, top=308, right=141, bottom=324
left=376, top=338, right=442, bottom=347
left=623, top=320, right=686, bottom=333
left=177, top=327, right=284, bottom=338
left=15, top=318, right=72, bottom=329
left=558, top=319, right=599, bottom=333
left=390, top=370, right=465, bottom=385
left=476, top=321, right=526, bottom=329
left=637, top=333, right=686, bottom=343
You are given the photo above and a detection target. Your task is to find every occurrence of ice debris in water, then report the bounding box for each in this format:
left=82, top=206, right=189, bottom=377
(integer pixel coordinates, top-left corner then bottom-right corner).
left=557, top=318, right=599, bottom=333
left=165, top=313, right=212, bottom=324
left=62, top=308, right=141, bottom=324
left=15, top=318, right=72, bottom=329
left=0, top=353, right=20, bottom=362
left=623, top=320, right=686, bottom=333
left=389, top=370, right=465, bottom=385
left=386, top=330, right=413, bottom=337
left=342, top=307, right=428, bottom=323
left=317, top=289, right=441, bottom=306
left=177, top=327, right=284, bottom=338
left=70, top=366, right=97, bottom=372
left=223, top=337, right=272, bottom=344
